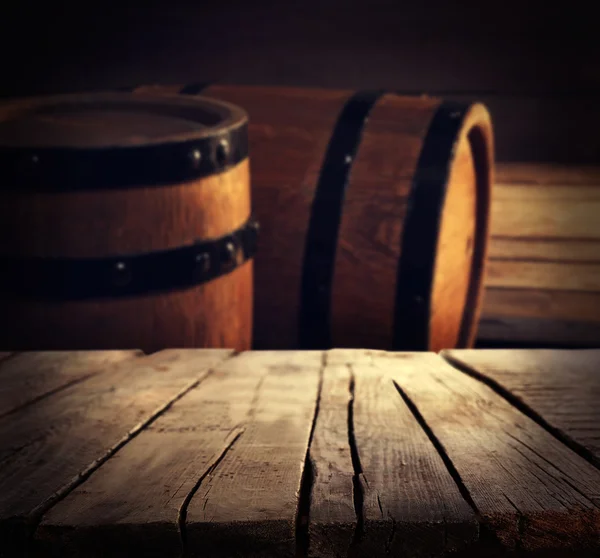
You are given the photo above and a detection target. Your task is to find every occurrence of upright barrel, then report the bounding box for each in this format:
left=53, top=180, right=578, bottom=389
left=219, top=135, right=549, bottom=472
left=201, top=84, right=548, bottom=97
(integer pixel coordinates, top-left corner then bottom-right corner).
left=133, top=84, right=494, bottom=352
left=0, top=92, right=256, bottom=352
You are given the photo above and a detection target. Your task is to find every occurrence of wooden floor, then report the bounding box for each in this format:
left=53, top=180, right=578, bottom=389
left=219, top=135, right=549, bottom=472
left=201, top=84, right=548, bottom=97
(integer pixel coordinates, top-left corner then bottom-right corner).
left=0, top=348, right=599, bottom=557
left=479, top=163, right=600, bottom=348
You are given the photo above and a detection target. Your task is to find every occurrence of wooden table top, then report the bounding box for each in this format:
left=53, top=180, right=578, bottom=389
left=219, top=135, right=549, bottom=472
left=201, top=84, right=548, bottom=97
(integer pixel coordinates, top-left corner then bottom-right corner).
left=0, top=348, right=598, bottom=557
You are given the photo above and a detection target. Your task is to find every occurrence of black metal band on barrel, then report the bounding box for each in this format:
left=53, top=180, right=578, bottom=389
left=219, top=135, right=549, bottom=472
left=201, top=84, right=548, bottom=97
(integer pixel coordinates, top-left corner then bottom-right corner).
left=0, top=120, right=248, bottom=192
left=0, top=217, right=259, bottom=301
left=392, top=101, right=471, bottom=351
left=298, top=90, right=385, bottom=350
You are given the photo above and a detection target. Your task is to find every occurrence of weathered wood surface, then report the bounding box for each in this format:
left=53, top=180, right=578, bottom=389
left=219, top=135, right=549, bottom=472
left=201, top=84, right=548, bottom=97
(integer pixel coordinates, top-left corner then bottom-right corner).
left=308, top=351, right=478, bottom=558
left=184, top=351, right=321, bottom=558
left=33, top=351, right=321, bottom=558
left=0, top=349, right=233, bottom=557
left=480, top=162, right=600, bottom=347
left=0, top=93, right=252, bottom=354
left=376, top=351, right=600, bottom=555
left=0, top=350, right=142, bottom=419
left=0, top=348, right=598, bottom=557
left=444, top=349, right=600, bottom=464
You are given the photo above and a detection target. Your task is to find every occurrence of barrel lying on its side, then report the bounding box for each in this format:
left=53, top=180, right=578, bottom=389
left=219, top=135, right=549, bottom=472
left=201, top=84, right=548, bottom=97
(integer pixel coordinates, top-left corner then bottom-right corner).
left=133, top=84, right=495, bottom=352
left=0, top=92, right=256, bottom=352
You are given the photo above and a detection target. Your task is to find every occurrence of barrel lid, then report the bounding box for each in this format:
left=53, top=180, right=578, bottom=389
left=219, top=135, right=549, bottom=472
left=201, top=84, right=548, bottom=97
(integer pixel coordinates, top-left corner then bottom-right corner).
left=0, top=92, right=248, bottom=190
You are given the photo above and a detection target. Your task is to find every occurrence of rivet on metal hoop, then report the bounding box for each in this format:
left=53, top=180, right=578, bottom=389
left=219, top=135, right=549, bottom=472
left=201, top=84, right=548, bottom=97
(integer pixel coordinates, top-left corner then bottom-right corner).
left=112, top=261, right=132, bottom=287
left=194, top=251, right=211, bottom=274
left=20, top=153, right=40, bottom=176
left=188, top=148, right=202, bottom=169
left=215, top=139, right=230, bottom=167
left=220, top=239, right=238, bottom=269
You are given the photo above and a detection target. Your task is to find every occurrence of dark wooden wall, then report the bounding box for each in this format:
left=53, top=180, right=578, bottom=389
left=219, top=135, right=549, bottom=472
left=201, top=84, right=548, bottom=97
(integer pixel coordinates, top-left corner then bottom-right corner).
left=1, top=0, right=598, bottom=163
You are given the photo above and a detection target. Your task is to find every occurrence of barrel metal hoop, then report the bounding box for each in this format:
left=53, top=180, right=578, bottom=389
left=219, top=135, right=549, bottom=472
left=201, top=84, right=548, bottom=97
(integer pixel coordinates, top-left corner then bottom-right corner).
left=298, top=89, right=385, bottom=350
left=0, top=217, right=259, bottom=300
left=0, top=122, right=248, bottom=192
left=392, top=100, right=471, bottom=351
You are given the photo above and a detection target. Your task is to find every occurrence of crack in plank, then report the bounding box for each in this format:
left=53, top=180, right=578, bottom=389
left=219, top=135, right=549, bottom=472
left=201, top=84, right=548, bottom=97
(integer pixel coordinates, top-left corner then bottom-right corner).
left=504, top=429, right=597, bottom=493
left=0, top=352, right=145, bottom=422
left=295, top=351, right=325, bottom=558
left=511, top=436, right=600, bottom=509
left=24, top=353, right=238, bottom=547
left=376, top=493, right=384, bottom=519
left=441, top=352, right=600, bottom=472
left=391, top=380, right=482, bottom=520
left=0, top=371, right=109, bottom=422
left=502, top=493, right=525, bottom=551
left=525, top=466, right=572, bottom=510
left=177, top=427, right=245, bottom=556
left=347, top=365, right=365, bottom=546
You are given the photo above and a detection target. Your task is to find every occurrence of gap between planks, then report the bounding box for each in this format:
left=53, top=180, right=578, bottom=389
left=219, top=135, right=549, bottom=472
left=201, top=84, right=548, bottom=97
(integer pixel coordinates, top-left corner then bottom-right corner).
left=295, top=351, right=326, bottom=558
left=7, top=348, right=598, bottom=557
left=20, top=351, right=241, bottom=549
left=441, top=350, right=600, bottom=473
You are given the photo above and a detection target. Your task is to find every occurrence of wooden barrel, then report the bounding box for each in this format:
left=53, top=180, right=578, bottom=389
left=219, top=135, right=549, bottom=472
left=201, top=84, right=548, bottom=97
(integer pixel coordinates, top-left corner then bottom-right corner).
left=130, top=84, right=494, bottom=352
left=0, top=92, right=256, bottom=352
left=479, top=163, right=600, bottom=348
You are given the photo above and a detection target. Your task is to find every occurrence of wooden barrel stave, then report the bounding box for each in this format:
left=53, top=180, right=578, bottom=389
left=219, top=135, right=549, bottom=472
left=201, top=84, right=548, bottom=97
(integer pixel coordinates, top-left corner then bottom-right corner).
left=0, top=92, right=254, bottom=352
left=131, top=84, right=494, bottom=351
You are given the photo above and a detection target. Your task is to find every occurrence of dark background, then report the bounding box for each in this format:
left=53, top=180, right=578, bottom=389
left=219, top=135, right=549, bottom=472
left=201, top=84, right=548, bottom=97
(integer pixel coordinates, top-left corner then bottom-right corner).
left=1, top=0, right=599, bottom=162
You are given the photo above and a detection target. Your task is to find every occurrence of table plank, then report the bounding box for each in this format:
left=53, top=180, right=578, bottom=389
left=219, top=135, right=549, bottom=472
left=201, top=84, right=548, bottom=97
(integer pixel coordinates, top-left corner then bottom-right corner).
left=2, top=348, right=599, bottom=557
left=185, top=351, right=322, bottom=558
left=443, top=349, right=600, bottom=465
left=34, top=351, right=322, bottom=558
left=374, top=351, right=600, bottom=554
left=306, top=362, right=355, bottom=557
left=0, top=350, right=143, bottom=419
left=0, top=348, right=233, bottom=554
left=310, top=351, right=478, bottom=557
left=33, top=351, right=274, bottom=556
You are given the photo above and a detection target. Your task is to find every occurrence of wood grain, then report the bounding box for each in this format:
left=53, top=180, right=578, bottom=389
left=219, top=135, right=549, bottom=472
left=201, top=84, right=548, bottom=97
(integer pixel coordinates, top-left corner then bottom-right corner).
left=35, top=351, right=313, bottom=557
left=0, top=92, right=252, bottom=353
left=0, top=348, right=233, bottom=554
left=374, top=351, right=600, bottom=554
left=494, top=163, right=600, bottom=185
left=1, top=348, right=599, bottom=556
left=0, top=350, right=143, bottom=419
left=430, top=111, right=482, bottom=351
left=184, top=351, right=322, bottom=558
left=201, top=85, right=350, bottom=350
left=132, top=85, right=493, bottom=352
left=306, top=361, right=355, bottom=558
left=314, top=350, right=478, bottom=557
left=480, top=163, right=600, bottom=347
left=443, top=349, right=600, bottom=464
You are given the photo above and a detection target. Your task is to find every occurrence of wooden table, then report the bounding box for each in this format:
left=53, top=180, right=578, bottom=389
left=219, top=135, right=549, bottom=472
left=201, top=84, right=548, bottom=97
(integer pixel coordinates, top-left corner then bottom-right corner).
left=0, top=348, right=598, bottom=557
